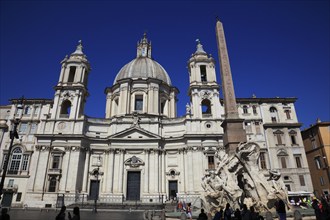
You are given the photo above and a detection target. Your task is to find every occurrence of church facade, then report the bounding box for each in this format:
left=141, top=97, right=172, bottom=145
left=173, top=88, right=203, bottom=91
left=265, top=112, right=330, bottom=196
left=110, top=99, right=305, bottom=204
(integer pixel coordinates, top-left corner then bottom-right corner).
left=0, top=28, right=313, bottom=208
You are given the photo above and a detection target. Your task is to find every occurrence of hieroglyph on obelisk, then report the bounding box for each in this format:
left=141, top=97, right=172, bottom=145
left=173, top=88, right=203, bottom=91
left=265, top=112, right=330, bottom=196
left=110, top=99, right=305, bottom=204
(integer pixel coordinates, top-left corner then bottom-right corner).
left=216, top=19, right=246, bottom=154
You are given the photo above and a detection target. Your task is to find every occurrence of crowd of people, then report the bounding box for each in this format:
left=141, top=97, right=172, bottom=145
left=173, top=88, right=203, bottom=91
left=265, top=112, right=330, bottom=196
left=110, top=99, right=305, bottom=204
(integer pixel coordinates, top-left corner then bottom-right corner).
left=176, top=197, right=329, bottom=220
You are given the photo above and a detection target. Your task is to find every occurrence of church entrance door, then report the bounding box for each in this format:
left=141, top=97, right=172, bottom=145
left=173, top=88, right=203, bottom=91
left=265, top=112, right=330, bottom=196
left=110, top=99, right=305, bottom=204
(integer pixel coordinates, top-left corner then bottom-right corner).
left=126, top=171, right=141, bottom=201
left=168, top=180, right=178, bottom=200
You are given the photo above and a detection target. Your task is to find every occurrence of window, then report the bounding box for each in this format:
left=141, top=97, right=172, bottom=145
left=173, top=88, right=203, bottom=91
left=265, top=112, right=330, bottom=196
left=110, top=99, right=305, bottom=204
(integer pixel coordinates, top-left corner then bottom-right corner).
left=315, top=156, right=322, bottom=169
left=8, top=179, right=14, bottom=187
left=160, top=100, right=166, bottom=114
left=24, top=106, right=31, bottom=115
left=200, top=65, right=207, bottom=82
left=243, top=105, right=248, bottom=114
left=270, top=107, right=278, bottom=122
left=259, top=152, right=267, bottom=169
left=290, top=135, right=297, bottom=145
left=22, top=155, right=29, bottom=171
left=30, top=123, right=37, bottom=134
left=208, top=156, right=215, bottom=169
left=68, top=66, right=76, bottom=83
left=6, top=147, right=29, bottom=175
left=19, top=123, right=28, bottom=134
left=252, top=105, right=257, bottom=114
left=285, top=110, right=291, bottom=119
left=255, top=122, right=261, bottom=134
left=289, top=130, right=297, bottom=145
left=48, top=177, right=57, bottom=192
left=312, top=140, right=317, bottom=149
left=295, top=156, right=302, bottom=168
left=34, top=106, right=40, bottom=115
left=16, top=192, right=22, bottom=202
left=245, top=122, right=252, bottom=133
left=202, top=99, right=211, bottom=115
left=285, top=185, right=291, bottom=191
left=8, top=148, right=22, bottom=174
left=299, top=175, right=305, bottom=186
left=135, top=95, right=143, bottom=111
left=52, top=156, right=61, bottom=169
left=320, top=176, right=325, bottom=186
left=274, top=131, right=283, bottom=145
left=281, top=157, right=287, bottom=168
left=60, top=100, right=71, bottom=117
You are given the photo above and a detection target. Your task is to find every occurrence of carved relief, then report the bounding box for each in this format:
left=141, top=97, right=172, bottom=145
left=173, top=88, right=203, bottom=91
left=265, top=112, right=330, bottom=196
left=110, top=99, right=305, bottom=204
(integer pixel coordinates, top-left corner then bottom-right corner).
left=124, top=156, right=145, bottom=168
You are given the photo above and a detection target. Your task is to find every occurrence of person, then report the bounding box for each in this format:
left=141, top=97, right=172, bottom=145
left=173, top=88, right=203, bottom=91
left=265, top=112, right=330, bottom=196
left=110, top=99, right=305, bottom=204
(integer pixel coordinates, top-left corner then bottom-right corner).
left=249, top=206, right=258, bottom=220
left=312, top=199, right=322, bottom=220
left=177, top=200, right=183, bottom=212
left=68, top=206, right=80, bottom=220
left=56, top=206, right=66, bottom=220
left=276, top=199, right=286, bottom=220
left=213, top=208, right=223, bottom=220
left=241, top=204, right=251, bottom=220
left=0, top=208, right=10, bottom=220
left=186, top=203, right=192, bottom=220
left=224, top=203, right=232, bottom=220
left=198, top=208, right=208, bottom=220
left=234, top=208, right=242, bottom=220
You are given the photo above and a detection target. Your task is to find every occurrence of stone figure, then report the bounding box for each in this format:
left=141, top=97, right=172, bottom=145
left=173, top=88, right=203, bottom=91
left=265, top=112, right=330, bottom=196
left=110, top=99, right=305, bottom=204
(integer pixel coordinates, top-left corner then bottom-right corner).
left=202, top=142, right=289, bottom=213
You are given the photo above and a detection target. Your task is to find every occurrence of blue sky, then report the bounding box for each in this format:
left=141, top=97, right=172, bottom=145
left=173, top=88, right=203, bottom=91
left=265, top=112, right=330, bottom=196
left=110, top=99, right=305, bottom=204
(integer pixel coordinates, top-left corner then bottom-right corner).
left=0, top=0, right=329, bottom=129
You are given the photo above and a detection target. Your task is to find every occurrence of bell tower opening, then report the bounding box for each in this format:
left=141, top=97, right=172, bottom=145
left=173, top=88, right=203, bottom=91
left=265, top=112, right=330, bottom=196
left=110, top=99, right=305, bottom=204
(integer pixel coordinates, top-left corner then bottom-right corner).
left=60, top=100, right=71, bottom=117
left=200, top=65, right=207, bottom=82
left=68, top=66, right=76, bottom=83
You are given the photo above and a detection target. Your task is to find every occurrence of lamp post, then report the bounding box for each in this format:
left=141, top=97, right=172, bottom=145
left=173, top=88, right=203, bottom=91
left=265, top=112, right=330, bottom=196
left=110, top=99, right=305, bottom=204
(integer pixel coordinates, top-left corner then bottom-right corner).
left=0, top=97, right=24, bottom=200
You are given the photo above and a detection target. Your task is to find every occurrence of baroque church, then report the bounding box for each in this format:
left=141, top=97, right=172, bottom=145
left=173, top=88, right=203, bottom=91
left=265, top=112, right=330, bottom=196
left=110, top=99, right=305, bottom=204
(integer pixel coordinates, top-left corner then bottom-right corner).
left=0, top=22, right=313, bottom=208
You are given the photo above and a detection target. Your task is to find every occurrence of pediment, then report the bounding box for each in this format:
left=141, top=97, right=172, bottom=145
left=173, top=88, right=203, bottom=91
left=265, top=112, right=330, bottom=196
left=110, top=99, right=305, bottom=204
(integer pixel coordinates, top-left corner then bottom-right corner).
left=109, top=126, right=161, bottom=140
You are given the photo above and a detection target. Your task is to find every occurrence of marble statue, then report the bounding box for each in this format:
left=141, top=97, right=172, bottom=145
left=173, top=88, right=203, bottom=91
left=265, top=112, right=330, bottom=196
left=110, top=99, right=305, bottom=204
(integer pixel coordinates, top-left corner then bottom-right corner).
left=202, top=142, right=290, bottom=213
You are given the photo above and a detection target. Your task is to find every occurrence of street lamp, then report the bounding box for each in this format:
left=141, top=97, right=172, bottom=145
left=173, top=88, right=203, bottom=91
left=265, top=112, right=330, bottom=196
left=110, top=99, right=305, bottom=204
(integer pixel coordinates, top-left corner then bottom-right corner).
left=0, top=97, right=24, bottom=200
left=92, top=155, right=103, bottom=213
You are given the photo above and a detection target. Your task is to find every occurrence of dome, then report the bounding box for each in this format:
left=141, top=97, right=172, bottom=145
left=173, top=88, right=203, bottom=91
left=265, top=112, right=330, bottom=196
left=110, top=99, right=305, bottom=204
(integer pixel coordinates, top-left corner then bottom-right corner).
left=113, top=57, right=172, bottom=85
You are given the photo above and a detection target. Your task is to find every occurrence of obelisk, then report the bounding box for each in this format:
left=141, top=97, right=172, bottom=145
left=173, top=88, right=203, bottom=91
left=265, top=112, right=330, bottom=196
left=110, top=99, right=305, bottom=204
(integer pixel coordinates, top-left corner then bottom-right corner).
left=216, top=19, right=247, bottom=155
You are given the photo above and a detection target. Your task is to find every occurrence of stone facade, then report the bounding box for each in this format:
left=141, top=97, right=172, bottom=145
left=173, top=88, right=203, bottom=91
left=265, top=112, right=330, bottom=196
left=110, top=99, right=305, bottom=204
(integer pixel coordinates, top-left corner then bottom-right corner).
left=0, top=30, right=313, bottom=208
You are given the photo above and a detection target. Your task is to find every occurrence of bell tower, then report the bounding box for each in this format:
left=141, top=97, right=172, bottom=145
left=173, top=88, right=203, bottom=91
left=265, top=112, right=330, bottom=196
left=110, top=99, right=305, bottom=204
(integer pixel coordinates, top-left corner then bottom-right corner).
left=187, top=40, right=222, bottom=119
left=51, top=41, right=91, bottom=120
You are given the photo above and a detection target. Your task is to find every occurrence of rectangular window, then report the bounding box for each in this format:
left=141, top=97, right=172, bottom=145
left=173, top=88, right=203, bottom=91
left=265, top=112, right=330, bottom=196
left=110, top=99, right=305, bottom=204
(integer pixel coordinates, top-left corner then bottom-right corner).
left=252, top=106, right=257, bottom=114
left=295, top=156, right=302, bottom=168
left=9, top=154, right=22, bottom=174
left=16, top=192, right=22, bottom=202
left=24, top=106, right=31, bottom=115
left=276, top=134, right=283, bottom=145
left=48, top=178, right=57, bottom=192
left=271, top=117, right=277, bottom=123
left=259, top=152, right=267, bottom=169
left=8, top=179, right=14, bottom=187
left=320, top=176, right=325, bottom=186
left=34, top=106, right=40, bottom=115
left=299, top=175, right=305, bottom=186
left=52, top=156, right=61, bottom=169
left=22, top=155, right=29, bottom=171
left=19, top=123, right=28, bottom=134
left=315, top=156, right=322, bottom=169
left=255, top=122, right=261, bottom=134
left=245, top=122, right=252, bottom=133
left=200, top=65, right=207, bottom=82
left=281, top=157, right=287, bottom=168
left=312, top=140, right=317, bottom=149
left=135, top=95, right=143, bottom=111
left=30, top=123, right=37, bottom=134
left=208, top=156, right=215, bottom=169
left=68, top=66, right=76, bottom=83
left=291, top=135, right=297, bottom=145
left=285, top=184, right=291, bottom=191
left=285, top=110, right=291, bottom=119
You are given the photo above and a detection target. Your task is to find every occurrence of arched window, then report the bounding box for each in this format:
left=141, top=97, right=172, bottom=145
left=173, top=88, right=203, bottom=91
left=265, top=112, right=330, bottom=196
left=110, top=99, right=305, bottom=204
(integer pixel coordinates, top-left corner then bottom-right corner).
left=48, top=177, right=57, bottom=192
left=243, top=105, right=248, bottom=114
left=202, top=99, right=211, bottom=115
left=60, top=100, right=71, bottom=117
left=6, top=147, right=29, bottom=175
left=269, top=107, right=278, bottom=122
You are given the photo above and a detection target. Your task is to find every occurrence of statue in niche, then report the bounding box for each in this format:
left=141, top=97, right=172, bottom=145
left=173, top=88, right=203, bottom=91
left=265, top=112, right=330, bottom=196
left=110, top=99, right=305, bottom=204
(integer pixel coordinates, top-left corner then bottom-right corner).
left=186, top=103, right=191, bottom=115
left=201, top=142, right=290, bottom=214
